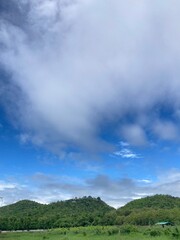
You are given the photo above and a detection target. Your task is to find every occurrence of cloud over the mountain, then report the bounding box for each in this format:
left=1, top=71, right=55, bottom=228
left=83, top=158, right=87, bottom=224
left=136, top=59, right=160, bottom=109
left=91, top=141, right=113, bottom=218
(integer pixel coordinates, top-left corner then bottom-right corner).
left=1, top=169, right=180, bottom=208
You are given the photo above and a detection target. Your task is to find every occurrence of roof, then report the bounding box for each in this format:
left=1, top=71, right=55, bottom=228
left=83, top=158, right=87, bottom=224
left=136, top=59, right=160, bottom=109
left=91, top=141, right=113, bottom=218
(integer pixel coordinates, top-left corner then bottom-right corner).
left=155, top=222, right=173, bottom=225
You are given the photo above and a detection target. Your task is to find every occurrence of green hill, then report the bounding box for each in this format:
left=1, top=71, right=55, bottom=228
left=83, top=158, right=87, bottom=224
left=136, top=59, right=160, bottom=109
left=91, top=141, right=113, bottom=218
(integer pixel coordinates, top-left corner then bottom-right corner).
left=119, top=194, right=180, bottom=210
left=116, top=195, right=180, bottom=226
left=1, top=194, right=180, bottom=230
left=0, top=200, right=44, bottom=217
left=0, top=196, right=114, bottom=230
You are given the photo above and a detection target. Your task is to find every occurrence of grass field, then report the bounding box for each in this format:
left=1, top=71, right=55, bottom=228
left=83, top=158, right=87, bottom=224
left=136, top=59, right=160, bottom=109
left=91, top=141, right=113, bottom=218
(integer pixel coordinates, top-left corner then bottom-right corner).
left=0, top=225, right=179, bottom=240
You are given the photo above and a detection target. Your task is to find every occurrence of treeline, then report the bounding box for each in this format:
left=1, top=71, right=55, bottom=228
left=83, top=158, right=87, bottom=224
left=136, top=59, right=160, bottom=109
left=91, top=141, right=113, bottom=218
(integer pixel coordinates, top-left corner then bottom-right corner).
left=0, top=196, right=114, bottom=230
left=104, top=195, right=180, bottom=226
left=102, top=209, right=180, bottom=226
left=1, top=195, right=180, bottom=230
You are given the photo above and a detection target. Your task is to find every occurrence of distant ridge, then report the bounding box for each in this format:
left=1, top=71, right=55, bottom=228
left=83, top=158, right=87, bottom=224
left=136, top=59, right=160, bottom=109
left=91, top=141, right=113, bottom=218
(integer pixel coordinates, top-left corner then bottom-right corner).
left=119, top=194, right=180, bottom=210
left=116, top=194, right=180, bottom=226
left=0, top=197, right=114, bottom=217
left=0, top=196, right=114, bottom=230
left=1, top=194, right=180, bottom=230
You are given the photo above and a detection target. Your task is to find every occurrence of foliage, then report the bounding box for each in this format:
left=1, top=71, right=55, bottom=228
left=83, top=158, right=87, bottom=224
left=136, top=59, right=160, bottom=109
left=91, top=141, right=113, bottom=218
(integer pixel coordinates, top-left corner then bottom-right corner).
left=0, top=196, right=113, bottom=230
left=120, top=224, right=138, bottom=234
left=116, top=195, right=180, bottom=226
left=119, top=194, right=180, bottom=211
left=1, top=194, right=180, bottom=230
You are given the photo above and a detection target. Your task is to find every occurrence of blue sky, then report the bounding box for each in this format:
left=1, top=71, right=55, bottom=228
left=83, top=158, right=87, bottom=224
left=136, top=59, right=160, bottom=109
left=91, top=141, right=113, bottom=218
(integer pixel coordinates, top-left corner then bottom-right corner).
left=1, top=0, right=180, bottom=208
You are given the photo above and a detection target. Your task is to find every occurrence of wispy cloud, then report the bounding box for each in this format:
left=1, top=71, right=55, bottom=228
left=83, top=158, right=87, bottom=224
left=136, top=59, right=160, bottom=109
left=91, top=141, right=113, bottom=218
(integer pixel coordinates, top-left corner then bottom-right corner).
left=137, top=179, right=152, bottom=184
left=113, top=148, right=141, bottom=159
left=0, top=181, right=17, bottom=191
left=112, top=141, right=142, bottom=159
left=119, top=141, right=130, bottom=147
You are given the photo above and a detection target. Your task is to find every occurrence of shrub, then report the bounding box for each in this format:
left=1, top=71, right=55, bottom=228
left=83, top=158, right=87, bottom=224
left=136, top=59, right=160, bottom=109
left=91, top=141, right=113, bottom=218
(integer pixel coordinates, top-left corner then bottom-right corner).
left=42, top=236, right=49, bottom=239
left=149, top=229, right=161, bottom=237
left=144, top=228, right=162, bottom=237
left=107, top=227, right=119, bottom=235
left=164, top=228, right=171, bottom=236
left=120, top=225, right=138, bottom=234
left=82, top=231, right=87, bottom=236
left=94, top=228, right=103, bottom=235
left=171, top=227, right=180, bottom=238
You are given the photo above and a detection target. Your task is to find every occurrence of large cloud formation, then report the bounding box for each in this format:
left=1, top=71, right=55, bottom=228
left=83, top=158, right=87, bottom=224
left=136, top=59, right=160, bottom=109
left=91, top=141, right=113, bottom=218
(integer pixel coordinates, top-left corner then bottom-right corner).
left=1, top=0, right=180, bottom=155
left=1, top=169, right=180, bottom=208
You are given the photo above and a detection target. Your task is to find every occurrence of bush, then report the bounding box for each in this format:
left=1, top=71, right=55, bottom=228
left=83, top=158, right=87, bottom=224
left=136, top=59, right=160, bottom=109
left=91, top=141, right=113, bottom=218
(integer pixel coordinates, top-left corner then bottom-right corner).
left=171, top=227, right=180, bottom=238
left=144, top=228, right=162, bottom=237
left=94, top=228, right=103, bottom=235
left=150, top=229, right=161, bottom=237
left=107, top=227, right=119, bottom=235
left=120, top=225, right=138, bottom=234
left=164, top=228, right=171, bottom=236
left=42, top=236, right=49, bottom=239
left=82, top=231, right=87, bottom=236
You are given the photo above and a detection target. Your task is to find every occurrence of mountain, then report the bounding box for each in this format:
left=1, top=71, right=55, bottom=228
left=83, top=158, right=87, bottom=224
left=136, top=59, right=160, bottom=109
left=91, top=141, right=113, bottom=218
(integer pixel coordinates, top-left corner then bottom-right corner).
left=116, top=195, right=180, bottom=226
left=0, top=200, right=44, bottom=217
left=0, top=196, right=114, bottom=230
left=119, top=194, right=180, bottom=210
left=1, top=194, right=180, bottom=230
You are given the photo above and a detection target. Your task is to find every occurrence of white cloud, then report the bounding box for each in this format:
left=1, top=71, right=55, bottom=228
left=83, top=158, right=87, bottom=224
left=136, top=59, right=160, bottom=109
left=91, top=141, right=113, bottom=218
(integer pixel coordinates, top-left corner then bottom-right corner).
left=19, top=133, right=31, bottom=144
left=153, top=121, right=179, bottom=141
left=137, top=179, right=152, bottom=184
left=0, top=180, right=29, bottom=206
left=113, top=148, right=141, bottom=159
left=0, top=181, right=17, bottom=191
left=119, top=141, right=130, bottom=147
left=1, top=0, right=180, bottom=154
left=156, top=168, right=180, bottom=184
left=1, top=169, right=180, bottom=208
left=121, top=124, right=147, bottom=146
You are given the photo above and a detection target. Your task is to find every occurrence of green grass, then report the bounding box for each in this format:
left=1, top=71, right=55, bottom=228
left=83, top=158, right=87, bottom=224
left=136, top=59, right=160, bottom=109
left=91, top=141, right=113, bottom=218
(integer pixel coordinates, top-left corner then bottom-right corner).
left=0, top=225, right=179, bottom=240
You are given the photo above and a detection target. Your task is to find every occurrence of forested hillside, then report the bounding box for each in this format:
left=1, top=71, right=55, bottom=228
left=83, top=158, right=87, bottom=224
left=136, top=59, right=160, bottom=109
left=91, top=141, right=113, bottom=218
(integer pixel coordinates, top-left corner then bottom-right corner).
left=120, top=194, right=180, bottom=210
left=116, top=195, right=180, bottom=225
left=0, top=196, right=114, bottom=230
left=1, top=195, right=180, bottom=230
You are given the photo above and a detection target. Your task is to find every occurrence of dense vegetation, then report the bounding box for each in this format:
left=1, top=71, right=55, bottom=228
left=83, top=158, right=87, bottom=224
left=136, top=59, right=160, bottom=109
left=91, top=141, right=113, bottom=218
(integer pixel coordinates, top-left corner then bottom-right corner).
left=120, top=194, right=180, bottom=210
left=1, top=194, right=180, bottom=230
left=0, top=196, right=114, bottom=230
left=116, top=195, right=180, bottom=226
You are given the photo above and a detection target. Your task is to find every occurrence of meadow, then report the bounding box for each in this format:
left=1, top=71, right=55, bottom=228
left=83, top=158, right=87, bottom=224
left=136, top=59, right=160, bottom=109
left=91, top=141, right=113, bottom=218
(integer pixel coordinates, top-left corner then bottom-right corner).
left=0, top=225, right=179, bottom=240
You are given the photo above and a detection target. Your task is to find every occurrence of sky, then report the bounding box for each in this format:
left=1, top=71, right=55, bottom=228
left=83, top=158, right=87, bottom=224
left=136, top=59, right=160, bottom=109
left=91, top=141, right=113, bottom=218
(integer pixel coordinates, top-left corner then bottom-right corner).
left=1, top=0, right=180, bottom=208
